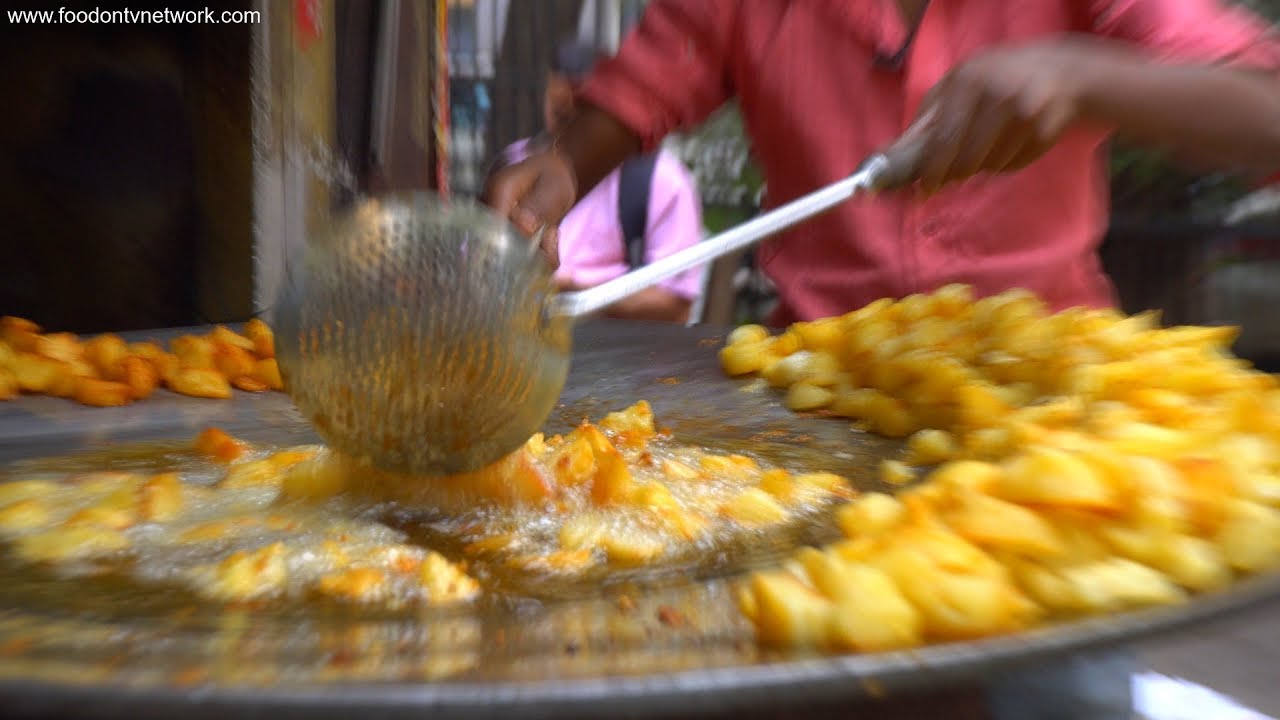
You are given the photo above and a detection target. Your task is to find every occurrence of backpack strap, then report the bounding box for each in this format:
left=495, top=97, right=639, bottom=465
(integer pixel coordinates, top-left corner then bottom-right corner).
left=617, top=151, right=659, bottom=269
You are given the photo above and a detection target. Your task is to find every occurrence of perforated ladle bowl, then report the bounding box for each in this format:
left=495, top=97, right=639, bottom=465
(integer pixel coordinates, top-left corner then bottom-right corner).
left=273, top=193, right=573, bottom=476
left=275, top=149, right=914, bottom=477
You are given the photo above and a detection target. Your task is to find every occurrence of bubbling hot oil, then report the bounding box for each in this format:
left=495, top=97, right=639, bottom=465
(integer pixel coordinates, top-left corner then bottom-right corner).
left=0, top=402, right=855, bottom=611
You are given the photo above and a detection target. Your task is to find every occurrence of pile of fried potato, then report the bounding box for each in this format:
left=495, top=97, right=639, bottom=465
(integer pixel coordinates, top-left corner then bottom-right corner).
left=0, top=316, right=282, bottom=407
left=724, top=285, right=1280, bottom=652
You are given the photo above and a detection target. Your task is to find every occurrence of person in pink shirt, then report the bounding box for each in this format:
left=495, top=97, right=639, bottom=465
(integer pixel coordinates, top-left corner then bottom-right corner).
left=486, top=0, right=1280, bottom=328
left=482, top=2, right=1280, bottom=718
left=496, top=40, right=705, bottom=324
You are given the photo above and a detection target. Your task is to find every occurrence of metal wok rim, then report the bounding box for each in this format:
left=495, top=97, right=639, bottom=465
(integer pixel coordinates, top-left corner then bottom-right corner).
left=2, top=569, right=1278, bottom=719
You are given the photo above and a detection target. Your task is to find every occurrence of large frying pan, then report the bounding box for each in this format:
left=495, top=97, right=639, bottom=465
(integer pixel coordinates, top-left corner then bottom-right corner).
left=0, top=320, right=1277, bottom=719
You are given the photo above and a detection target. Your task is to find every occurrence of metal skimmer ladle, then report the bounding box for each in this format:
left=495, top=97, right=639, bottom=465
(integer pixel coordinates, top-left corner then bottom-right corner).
left=274, top=150, right=918, bottom=477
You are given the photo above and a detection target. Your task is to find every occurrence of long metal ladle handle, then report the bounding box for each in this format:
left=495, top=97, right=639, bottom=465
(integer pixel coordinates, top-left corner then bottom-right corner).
left=550, top=142, right=921, bottom=320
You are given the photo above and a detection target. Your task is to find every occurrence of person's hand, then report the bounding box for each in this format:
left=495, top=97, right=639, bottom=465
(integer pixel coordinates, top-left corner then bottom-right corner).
left=882, top=38, right=1101, bottom=193
left=482, top=150, right=579, bottom=268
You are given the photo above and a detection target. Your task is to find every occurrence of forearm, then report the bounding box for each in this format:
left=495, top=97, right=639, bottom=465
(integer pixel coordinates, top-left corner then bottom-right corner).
left=556, top=104, right=644, bottom=202
left=603, top=286, right=691, bottom=323
left=1078, top=39, right=1280, bottom=172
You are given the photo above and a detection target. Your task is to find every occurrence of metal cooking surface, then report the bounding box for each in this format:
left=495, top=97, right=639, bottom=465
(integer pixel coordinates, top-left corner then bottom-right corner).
left=0, top=320, right=1278, bottom=720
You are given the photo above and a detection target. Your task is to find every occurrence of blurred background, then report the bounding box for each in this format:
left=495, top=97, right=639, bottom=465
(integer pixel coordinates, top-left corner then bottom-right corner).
left=0, top=0, right=1278, bottom=361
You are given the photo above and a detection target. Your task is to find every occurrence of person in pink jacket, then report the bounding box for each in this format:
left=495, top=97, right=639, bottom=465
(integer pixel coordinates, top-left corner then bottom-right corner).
left=483, top=2, right=1280, bottom=717
left=497, top=40, right=705, bottom=324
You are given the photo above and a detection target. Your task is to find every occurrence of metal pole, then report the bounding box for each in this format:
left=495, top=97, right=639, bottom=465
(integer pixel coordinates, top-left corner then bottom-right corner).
left=601, top=0, right=622, bottom=52
left=435, top=0, right=451, bottom=195
left=251, top=0, right=342, bottom=322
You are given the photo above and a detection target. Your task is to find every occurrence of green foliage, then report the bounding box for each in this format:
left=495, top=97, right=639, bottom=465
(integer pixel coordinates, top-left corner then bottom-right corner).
left=1236, top=0, right=1280, bottom=21
left=1108, top=144, right=1251, bottom=220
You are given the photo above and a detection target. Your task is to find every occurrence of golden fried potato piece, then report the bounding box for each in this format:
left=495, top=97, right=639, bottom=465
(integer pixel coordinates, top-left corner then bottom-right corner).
left=65, top=506, right=136, bottom=530
left=231, top=375, right=269, bottom=393
left=278, top=454, right=348, bottom=501
left=137, top=473, right=184, bottom=522
left=253, top=358, right=284, bottom=391
left=169, top=368, right=232, bottom=399
left=599, top=399, right=657, bottom=443
left=796, top=549, right=922, bottom=652
left=127, top=341, right=167, bottom=362
left=10, top=352, right=62, bottom=393
left=213, top=344, right=256, bottom=380
left=83, top=334, right=128, bottom=380
left=0, top=499, right=50, bottom=531
left=943, top=491, right=1064, bottom=559
left=16, top=526, right=130, bottom=563
left=0, top=316, right=40, bottom=352
left=154, top=352, right=181, bottom=385
left=210, top=325, right=255, bottom=353
left=746, top=570, right=834, bottom=649
left=72, top=377, right=133, bottom=407
left=721, top=488, right=787, bottom=526
left=120, top=356, right=160, bottom=400
left=194, top=427, right=248, bottom=462
left=170, top=335, right=216, bottom=371
left=997, top=446, right=1118, bottom=512
left=551, top=434, right=596, bottom=487
left=199, top=543, right=288, bottom=601
left=34, top=332, right=83, bottom=363
left=316, top=567, right=388, bottom=603
left=243, top=319, right=276, bottom=359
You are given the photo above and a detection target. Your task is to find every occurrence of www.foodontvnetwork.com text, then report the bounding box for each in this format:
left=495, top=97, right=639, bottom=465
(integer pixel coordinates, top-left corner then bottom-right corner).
left=7, top=7, right=261, bottom=25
